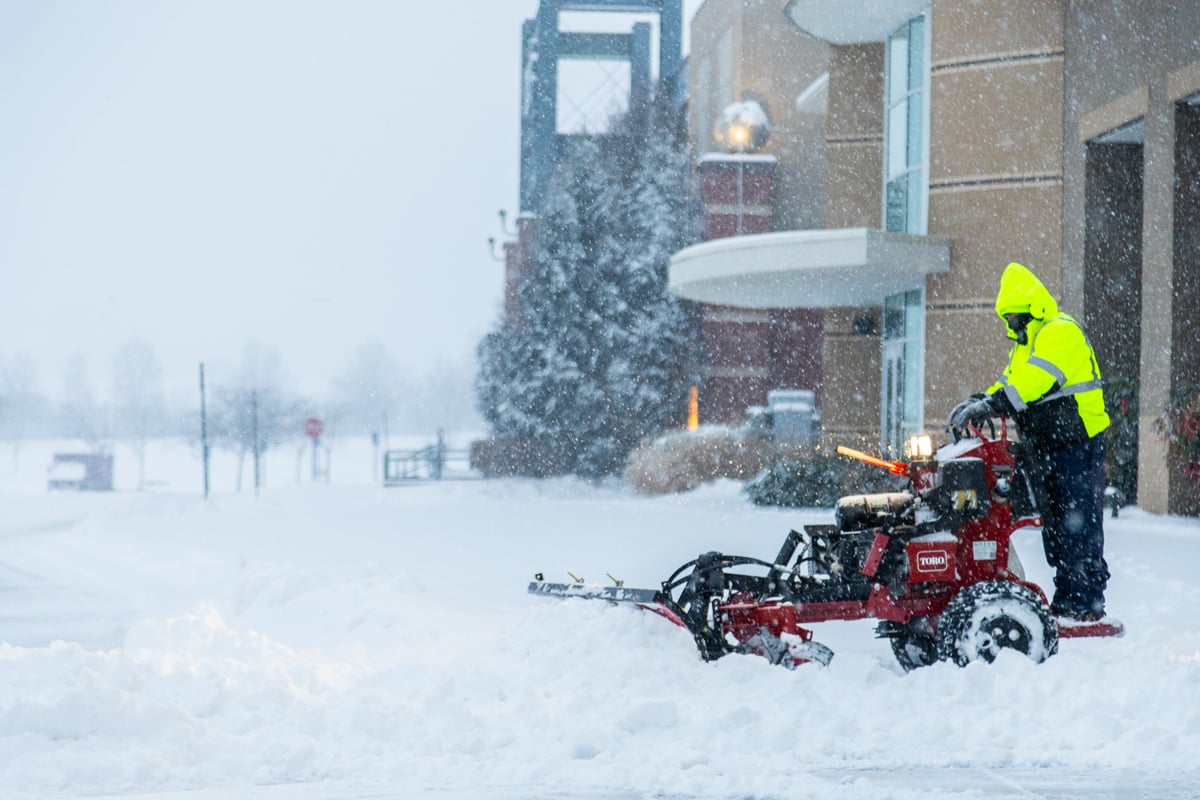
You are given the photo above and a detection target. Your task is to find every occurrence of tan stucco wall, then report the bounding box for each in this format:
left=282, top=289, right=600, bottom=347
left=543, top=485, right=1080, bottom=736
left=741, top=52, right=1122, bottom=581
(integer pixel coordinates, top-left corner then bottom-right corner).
left=923, top=0, right=1065, bottom=434
left=931, top=60, right=1064, bottom=182
left=823, top=44, right=883, bottom=229
left=816, top=42, right=885, bottom=444
left=820, top=307, right=881, bottom=447
left=930, top=0, right=1063, bottom=65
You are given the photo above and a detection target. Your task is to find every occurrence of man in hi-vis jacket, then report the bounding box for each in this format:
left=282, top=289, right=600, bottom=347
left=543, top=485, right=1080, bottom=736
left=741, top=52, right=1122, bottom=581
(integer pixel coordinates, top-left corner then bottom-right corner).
left=948, top=262, right=1111, bottom=622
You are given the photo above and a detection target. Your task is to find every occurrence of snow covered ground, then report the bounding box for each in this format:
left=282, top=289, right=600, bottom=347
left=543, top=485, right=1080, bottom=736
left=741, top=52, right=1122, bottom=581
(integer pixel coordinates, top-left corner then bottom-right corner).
left=1, top=437, right=1199, bottom=799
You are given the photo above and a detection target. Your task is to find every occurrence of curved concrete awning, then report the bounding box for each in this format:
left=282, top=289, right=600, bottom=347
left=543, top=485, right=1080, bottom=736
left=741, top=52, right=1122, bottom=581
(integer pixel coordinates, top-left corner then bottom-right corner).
left=668, top=228, right=951, bottom=309
left=784, top=0, right=927, bottom=44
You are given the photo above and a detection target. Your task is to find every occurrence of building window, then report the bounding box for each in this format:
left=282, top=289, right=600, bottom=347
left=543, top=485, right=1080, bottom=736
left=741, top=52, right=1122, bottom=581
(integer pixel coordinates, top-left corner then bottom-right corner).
left=883, top=15, right=928, bottom=235
left=881, top=15, right=928, bottom=449
left=882, top=287, right=924, bottom=451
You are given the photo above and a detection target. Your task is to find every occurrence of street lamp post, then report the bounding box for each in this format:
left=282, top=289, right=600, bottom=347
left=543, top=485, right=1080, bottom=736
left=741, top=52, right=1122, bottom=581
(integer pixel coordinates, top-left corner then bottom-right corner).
left=713, top=100, right=771, bottom=237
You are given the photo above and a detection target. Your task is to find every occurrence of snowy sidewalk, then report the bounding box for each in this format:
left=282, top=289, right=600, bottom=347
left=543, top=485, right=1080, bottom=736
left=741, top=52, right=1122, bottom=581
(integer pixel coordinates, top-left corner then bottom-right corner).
left=1, top=464, right=1198, bottom=800
left=89, top=768, right=1200, bottom=800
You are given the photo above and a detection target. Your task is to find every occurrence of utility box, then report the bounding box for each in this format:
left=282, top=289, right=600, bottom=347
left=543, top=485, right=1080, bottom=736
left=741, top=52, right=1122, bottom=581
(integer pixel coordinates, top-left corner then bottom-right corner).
left=746, top=405, right=771, bottom=439
left=48, top=453, right=114, bottom=491
left=767, top=389, right=817, bottom=446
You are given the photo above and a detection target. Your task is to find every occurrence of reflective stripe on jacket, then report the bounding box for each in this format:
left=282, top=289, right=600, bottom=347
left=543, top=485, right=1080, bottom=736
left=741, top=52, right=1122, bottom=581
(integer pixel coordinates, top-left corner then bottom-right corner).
left=985, top=263, right=1110, bottom=451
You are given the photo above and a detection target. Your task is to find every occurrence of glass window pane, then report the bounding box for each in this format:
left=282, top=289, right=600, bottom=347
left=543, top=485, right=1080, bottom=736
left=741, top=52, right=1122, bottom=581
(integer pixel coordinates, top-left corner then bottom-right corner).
left=888, top=101, right=908, bottom=177
left=907, top=170, right=924, bottom=234
left=882, top=289, right=924, bottom=449
left=904, top=289, right=922, bottom=339
left=888, top=28, right=909, bottom=105
left=903, top=342, right=921, bottom=430
left=884, top=294, right=905, bottom=339
left=884, top=356, right=897, bottom=440
left=883, top=344, right=902, bottom=449
left=886, top=176, right=907, bottom=233
left=907, top=93, right=923, bottom=167
left=907, top=17, right=925, bottom=93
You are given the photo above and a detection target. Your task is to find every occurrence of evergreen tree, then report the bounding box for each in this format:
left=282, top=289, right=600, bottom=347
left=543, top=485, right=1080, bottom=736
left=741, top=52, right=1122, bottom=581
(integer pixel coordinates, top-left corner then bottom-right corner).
left=477, top=101, right=698, bottom=477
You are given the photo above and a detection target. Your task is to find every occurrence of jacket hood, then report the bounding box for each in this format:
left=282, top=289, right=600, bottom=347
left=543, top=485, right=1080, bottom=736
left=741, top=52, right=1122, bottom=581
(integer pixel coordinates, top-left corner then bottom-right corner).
left=995, top=262, right=1058, bottom=325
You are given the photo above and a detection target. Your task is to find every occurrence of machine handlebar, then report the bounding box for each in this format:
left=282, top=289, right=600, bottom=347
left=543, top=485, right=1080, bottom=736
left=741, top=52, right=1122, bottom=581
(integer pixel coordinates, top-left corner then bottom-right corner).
left=835, top=446, right=910, bottom=476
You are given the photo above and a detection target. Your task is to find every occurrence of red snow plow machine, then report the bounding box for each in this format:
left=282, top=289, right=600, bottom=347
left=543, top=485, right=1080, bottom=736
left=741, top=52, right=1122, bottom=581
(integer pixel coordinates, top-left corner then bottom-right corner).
left=530, top=419, right=1124, bottom=670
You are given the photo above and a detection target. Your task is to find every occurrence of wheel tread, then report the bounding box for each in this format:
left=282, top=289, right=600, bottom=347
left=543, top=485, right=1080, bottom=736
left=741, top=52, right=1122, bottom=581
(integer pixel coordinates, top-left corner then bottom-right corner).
left=935, top=580, right=1058, bottom=667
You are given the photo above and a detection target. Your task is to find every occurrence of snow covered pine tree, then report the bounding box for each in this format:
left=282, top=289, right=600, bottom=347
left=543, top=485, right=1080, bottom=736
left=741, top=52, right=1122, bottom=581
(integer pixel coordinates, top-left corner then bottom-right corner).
left=477, top=105, right=697, bottom=478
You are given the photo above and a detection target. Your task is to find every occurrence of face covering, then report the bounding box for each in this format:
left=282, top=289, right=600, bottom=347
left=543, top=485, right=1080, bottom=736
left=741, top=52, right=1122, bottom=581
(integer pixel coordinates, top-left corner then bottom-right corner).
left=1007, top=313, right=1033, bottom=345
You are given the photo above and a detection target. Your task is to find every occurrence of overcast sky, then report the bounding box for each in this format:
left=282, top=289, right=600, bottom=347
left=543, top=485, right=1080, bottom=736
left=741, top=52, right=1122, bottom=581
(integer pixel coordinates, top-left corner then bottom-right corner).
left=0, top=1, right=701, bottom=401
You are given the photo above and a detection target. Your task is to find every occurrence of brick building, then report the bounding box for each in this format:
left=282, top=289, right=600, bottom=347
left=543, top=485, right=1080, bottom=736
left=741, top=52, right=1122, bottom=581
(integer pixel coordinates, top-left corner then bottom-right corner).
left=670, top=0, right=1200, bottom=514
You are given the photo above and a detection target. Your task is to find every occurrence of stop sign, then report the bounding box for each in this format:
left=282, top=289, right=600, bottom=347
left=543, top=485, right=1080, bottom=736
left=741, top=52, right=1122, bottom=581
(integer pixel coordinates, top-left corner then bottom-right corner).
left=304, top=417, right=324, bottom=438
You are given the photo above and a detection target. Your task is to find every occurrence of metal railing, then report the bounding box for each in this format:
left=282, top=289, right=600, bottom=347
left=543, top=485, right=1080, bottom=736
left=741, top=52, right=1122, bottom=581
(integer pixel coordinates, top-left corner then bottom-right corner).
left=382, top=435, right=478, bottom=486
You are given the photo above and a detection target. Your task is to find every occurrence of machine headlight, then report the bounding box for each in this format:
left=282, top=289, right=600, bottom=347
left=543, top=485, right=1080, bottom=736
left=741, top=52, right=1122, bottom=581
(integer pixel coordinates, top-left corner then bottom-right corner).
left=906, top=434, right=934, bottom=460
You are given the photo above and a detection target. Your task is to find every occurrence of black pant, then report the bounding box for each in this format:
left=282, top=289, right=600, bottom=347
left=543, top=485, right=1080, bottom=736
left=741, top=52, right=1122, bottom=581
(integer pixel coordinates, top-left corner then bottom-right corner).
left=1030, top=435, right=1110, bottom=614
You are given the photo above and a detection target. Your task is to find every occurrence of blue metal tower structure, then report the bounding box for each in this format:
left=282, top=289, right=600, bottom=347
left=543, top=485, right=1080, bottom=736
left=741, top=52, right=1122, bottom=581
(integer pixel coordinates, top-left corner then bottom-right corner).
left=519, top=0, right=683, bottom=214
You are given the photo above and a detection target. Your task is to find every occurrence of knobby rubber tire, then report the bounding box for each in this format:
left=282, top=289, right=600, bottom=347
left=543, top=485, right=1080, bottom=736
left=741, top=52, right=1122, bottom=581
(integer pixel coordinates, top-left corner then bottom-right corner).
left=936, top=580, right=1058, bottom=667
left=889, top=616, right=939, bottom=672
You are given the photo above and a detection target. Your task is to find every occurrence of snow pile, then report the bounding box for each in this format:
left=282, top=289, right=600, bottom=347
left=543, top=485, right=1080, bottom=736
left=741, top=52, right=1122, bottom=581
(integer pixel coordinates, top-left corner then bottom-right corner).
left=0, top=440, right=1198, bottom=798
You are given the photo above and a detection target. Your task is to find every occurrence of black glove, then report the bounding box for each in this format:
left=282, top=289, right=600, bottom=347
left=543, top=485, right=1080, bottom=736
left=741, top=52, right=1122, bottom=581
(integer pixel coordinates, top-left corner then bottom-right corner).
left=948, top=394, right=995, bottom=431
left=945, top=393, right=984, bottom=430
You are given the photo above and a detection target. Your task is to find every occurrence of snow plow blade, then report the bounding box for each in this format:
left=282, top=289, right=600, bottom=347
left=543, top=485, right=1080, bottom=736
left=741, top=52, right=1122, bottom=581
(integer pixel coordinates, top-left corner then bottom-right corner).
left=528, top=578, right=686, bottom=627
left=1055, top=616, right=1126, bottom=639
left=527, top=580, right=660, bottom=605
left=528, top=570, right=831, bottom=667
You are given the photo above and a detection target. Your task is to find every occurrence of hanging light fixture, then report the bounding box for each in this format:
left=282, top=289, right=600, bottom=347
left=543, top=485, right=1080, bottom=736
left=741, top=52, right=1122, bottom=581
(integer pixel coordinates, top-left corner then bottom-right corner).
left=713, top=99, right=771, bottom=154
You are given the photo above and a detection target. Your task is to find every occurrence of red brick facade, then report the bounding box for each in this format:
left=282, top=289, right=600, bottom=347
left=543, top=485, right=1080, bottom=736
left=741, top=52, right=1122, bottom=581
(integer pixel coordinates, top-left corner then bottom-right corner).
left=696, top=157, right=824, bottom=422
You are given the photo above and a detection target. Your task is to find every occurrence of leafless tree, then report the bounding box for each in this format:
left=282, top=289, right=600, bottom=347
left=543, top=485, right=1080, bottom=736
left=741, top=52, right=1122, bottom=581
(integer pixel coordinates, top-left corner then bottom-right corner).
left=211, top=342, right=306, bottom=491
left=111, top=338, right=166, bottom=490
left=400, top=356, right=482, bottom=435
left=0, top=354, right=43, bottom=471
left=60, top=352, right=109, bottom=451
left=332, top=341, right=404, bottom=442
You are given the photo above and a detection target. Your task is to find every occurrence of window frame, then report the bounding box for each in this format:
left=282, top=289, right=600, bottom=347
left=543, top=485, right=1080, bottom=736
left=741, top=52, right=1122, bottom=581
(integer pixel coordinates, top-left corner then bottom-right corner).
left=880, top=286, right=926, bottom=451
left=878, top=13, right=931, bottom=451
left=882, top=14, right=930, bottom=236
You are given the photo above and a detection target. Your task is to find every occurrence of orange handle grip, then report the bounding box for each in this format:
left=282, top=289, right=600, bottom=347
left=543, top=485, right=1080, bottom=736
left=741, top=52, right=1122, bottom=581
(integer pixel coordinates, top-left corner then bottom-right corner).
left=836, top=445, right=910, bottom=476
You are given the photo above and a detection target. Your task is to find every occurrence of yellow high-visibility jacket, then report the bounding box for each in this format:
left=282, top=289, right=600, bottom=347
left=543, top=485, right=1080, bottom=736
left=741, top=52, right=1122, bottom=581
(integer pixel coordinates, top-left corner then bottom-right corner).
left=985, top=262, right=1110, bottom=451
